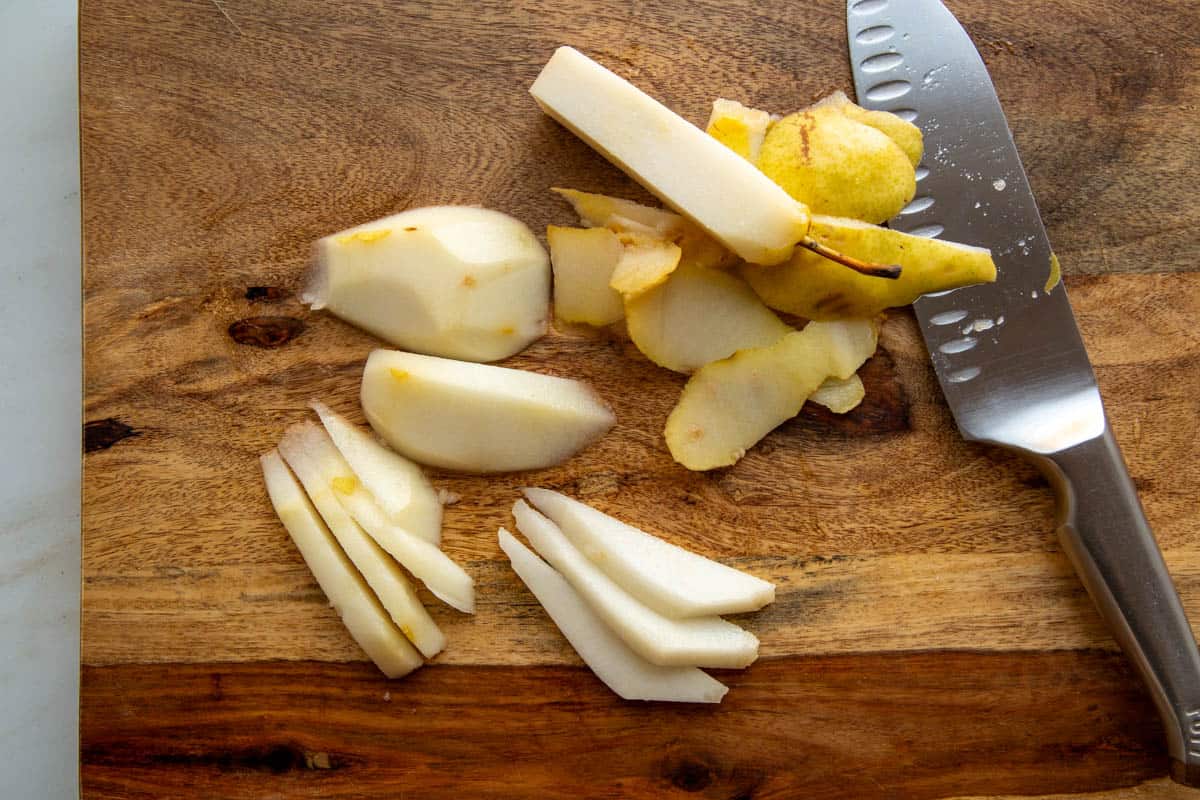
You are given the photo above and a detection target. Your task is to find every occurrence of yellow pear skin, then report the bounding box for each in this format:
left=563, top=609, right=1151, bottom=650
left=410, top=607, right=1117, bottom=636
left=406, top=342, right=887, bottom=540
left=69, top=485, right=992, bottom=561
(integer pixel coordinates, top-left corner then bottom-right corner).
left=757, top=106, right=917, bottom=224
left=741, top=215, right=997, bottom=319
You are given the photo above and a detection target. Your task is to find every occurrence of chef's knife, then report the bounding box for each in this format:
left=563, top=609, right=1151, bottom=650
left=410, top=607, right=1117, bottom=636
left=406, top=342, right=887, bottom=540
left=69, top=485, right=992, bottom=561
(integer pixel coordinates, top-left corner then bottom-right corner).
left=847, top=0, right=1200, bottom=783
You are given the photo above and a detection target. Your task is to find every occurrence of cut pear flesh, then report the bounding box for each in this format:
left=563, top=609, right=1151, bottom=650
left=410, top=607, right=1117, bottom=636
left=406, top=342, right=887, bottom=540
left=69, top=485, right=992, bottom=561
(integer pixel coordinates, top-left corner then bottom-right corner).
left=260, top=451, right=424, bottom=677
left=523, top=488, right=774, bottom=618
left=361, top=349, right=615, bottom=473
left=295, top=424, right=474, bottom=614
left=499, top=528, right=727, bottom=703
left=665, top=320, right=879, bottom=470
left=306, top=206, right=550, bottom=362
left=742, top=215, right=997, bottom=320
left=547, top=225, right=625, bottom=326
left=609, top=234, right=682, bottom=298
left=531, top=46, right=810, bottom=265
left=278, top=423, right=446, bottom=658
left=809, top=374, right=866, bottom=414
left=512, top=500, right=759, bottom=668
left=310, top=401, right=441, bottom=544
left=625, top=261, right=792, bottom=374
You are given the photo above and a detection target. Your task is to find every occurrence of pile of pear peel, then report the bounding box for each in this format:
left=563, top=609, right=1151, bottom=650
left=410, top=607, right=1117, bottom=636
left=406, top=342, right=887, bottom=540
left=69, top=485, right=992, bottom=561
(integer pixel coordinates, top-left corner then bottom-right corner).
left=261, top=47, right=998, bottom=698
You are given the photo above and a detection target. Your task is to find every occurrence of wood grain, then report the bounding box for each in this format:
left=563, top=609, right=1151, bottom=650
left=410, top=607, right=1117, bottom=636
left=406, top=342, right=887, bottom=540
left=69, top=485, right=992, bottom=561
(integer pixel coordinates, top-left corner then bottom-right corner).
left=81, top=0, right=1200, bottom=796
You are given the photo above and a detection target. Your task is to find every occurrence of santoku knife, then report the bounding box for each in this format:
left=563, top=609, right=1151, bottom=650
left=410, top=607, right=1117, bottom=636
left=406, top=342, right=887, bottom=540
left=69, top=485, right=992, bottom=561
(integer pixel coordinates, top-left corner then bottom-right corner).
left=847, top=0, right=1200, bottom=784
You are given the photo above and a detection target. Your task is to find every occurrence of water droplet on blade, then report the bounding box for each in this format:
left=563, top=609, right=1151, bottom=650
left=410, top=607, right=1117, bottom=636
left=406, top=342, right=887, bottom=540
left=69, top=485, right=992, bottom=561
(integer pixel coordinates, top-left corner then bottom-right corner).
left=993, top=178, right=1007, bottom=191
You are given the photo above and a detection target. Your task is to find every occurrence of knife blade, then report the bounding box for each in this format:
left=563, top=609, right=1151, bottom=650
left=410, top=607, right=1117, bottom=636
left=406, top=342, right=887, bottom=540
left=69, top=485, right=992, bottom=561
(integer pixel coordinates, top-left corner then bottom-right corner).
left=847, top=0, right=1200, bottom=783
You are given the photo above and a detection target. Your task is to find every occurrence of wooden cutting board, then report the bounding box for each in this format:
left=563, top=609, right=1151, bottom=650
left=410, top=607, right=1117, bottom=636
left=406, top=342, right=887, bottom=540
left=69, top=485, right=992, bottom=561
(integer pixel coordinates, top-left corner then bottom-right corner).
left=80, top=0, right=1200, bottom=797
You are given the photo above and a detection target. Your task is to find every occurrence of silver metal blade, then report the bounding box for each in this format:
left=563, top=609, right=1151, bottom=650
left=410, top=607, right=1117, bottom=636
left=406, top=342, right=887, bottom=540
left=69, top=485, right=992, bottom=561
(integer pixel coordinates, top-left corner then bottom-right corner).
left=847, top=0, right=1104, bottom=455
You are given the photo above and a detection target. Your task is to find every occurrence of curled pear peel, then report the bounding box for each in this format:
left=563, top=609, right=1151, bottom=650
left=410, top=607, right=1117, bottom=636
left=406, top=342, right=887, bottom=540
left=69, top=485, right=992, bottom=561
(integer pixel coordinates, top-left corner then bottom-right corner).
left=757, top=106, right=917, bottom=224
left=705, top=99, right=772, bottom=163
left=809, top=374, right=866, bottom=414
left=547, top=225, right=625, bottom=326
left=814, top=91, right=923, bottom=168
left=742, top=215, right=997, bottom=320
left=665, top=320, right=879, bottom=470
left=625, top=261, right=792, bottom=374
left=609, top=234, right=682, bottom=298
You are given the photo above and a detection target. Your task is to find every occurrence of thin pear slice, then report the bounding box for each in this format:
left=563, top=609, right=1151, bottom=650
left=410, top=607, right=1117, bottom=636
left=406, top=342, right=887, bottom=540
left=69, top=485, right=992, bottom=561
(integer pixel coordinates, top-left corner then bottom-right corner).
left=310, top=401, right=441, bottom=545
left=547, top=226, right=625, bottom=326
left=361, top=349, right=615, bottom=473
left=334, top=481, right=475, bottom=614
left=609, top=234, right=682, bottom=298
left=278, top=423, right=446, bottom=658
left=809, top=374, right=866, bottom=414
left=625, top=261, right=792, bottom=374
left=292, top=424, right=475, bottom=613
left=500, top=528, right=728, bottom=703
left=523, top=488, right=775, bottom=618
left=512, top=500, right=759, bottom=668
left=742, top=215, right=997, bottom=320
left=705, top=99, right=772, bottom=163
left=531, top=47, right=810, bottom=265
left=665, top=320, right=879, bottom=470
left=260, top=451, right=424, bottom=677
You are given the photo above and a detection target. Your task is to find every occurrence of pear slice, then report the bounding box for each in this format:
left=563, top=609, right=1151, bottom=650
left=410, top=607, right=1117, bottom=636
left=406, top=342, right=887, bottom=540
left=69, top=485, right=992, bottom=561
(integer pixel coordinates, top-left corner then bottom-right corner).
left=361, top=349, right=615, bottom=473
left=523, top=488, right=775, bottom=618
left=332, top=478, right=476, bottom=614
left=665, top=320, right=879, bottom=470
left=310, top=401, right=441, bottom=545
left=813, top=90, right=923, bottom=167
left=705, top=98, right=772, bottom=163
left=757, top=106, right=916, bottom=224
left=306, top=206, right=549, bottom=362
left=625, top=261, right=792, bottom=374
left=499, top=528, right=728, bottom=703
left=531, top=47, right=810, bottom=265
left=278, top=423, right=446, bottom=658
left=260, top=451, right=424, bottom=678
left=552, top=188, right=685, bottom=238
left=512, top=500, right=759, bottom=668
left=809, top=374, right=866, bottom=414
left=742, top=215, right=997, bottom=320
left=609, top=234, right=682, bottom=298
left=547, top=226, right=625, bottom=326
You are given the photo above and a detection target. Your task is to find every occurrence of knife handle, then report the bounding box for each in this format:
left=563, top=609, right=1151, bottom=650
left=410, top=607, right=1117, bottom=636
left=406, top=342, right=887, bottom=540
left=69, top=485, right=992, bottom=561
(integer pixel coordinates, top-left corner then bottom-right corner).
left=1047, top=424, right=1200, bottom=785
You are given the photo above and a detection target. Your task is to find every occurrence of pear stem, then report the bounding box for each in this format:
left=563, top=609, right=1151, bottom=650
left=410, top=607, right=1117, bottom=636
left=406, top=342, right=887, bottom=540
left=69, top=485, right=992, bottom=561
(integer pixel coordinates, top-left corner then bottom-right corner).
left=800, top=237, right=902, bottom=280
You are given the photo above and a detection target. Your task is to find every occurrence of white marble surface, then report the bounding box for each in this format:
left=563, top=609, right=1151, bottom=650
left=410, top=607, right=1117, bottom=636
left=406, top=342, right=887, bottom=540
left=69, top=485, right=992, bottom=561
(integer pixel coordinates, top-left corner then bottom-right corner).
left=0, top=2, right=82, bottom=799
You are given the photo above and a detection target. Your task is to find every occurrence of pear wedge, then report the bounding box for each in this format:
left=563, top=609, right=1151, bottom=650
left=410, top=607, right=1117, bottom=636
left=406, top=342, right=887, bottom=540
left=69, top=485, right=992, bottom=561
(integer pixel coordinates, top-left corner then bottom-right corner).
left=499, top=528, right=728, bottom=703
left=742, top=215, right=997, bottom=320
left=261, top=451, right=424, bottom=678
left=523, top=488, right=774, bottom=618
left=310, top=401, right=441, bottom=544
left=531, top=47, right=810, bottom=265
left=512, top=500, right=759, bottom=669
left=609, top=234, right=682, bottom=298
left=625, top=261, right=792, bottom=374
left=277, top=425, right=446, bottom=658
left=665, top=320, right=878, bottom=470
left=361, top=349, right=615, bottom=473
